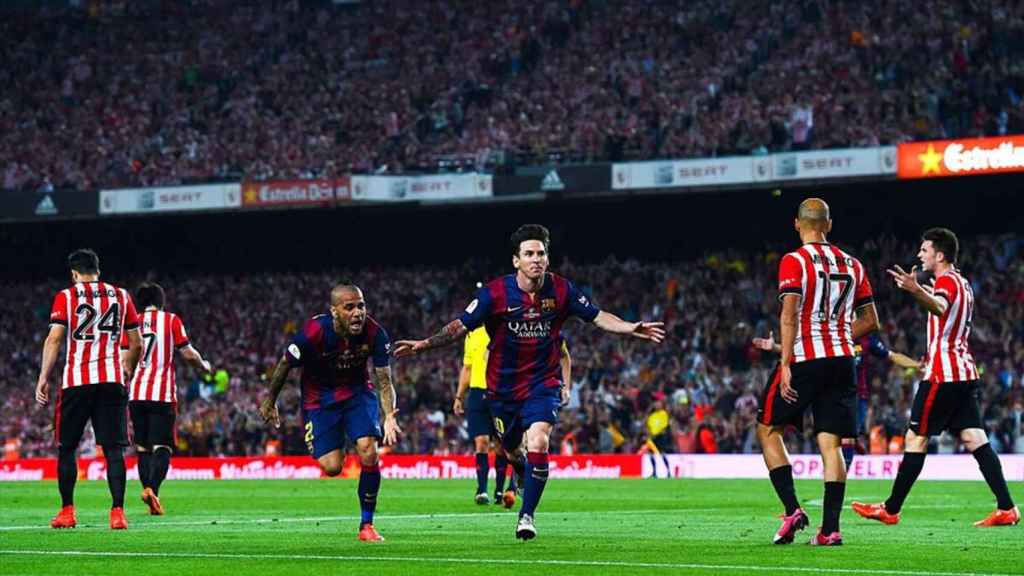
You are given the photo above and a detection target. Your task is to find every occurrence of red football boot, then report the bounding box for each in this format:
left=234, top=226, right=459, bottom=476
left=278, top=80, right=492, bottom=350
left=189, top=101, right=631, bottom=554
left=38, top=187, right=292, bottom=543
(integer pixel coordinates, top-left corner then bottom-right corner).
left=358, top=523, right=384, bottom=542
left=50, top=505, right=76, bottom=529
left=141, top=488, right=164, bottom=516
left=974, top=506, right=1020, bottom=527
left=851, top=502, right=900, bottom=525
left=110, top=507, right=128, bottom=530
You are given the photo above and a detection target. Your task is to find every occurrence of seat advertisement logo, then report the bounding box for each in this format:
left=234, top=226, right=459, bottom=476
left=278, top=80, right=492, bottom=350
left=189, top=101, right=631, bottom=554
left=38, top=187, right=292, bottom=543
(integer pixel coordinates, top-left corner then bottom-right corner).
left=898, top=135, right=1024, bottom=179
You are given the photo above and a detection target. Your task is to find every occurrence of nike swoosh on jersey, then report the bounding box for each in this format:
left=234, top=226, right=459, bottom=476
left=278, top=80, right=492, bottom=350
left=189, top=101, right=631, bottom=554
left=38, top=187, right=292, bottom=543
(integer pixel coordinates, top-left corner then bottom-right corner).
left=506, top=306, right=523, bottom=313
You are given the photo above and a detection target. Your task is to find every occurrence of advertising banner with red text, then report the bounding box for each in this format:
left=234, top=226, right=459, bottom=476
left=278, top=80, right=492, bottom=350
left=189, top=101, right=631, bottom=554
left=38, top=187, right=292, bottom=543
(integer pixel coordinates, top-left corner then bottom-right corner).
left=898, top=135, right=1024, bottom=179
left=240, top=177, right=351, bottom=208
left=0, top=454, right=641, bottom=481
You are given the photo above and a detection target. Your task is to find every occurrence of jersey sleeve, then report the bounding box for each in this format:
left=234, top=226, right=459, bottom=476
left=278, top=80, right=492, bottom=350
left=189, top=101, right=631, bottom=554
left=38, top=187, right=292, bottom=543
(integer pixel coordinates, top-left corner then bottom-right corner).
left=171, top=315, right=190, bottom=349
left=285, top=320, right=319, bottom=367
left=867, top=334, right=890, bottom=359
left=854, top=263, right=874, bottom=309
left=458, top=286, right=494, bottom=331
left=372, top=324, right=391, bottom=368
left=49, top=291, right=68, bottom=327
left=932, top=275, right=956, bottom=306
left=123, top=294, right=140, bottom=330
left=462, top=332, right=475, bottom=367
left=566, top=281, right=600, bottom=322
left=777, top=254, right=803, bottom=301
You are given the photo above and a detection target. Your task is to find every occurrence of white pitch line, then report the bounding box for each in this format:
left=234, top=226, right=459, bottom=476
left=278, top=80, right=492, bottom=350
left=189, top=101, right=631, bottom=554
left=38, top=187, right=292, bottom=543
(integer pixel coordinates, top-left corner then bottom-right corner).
left=0, top=550, right=1019, bottom=576
left=0, top=508, right=715, bottom=532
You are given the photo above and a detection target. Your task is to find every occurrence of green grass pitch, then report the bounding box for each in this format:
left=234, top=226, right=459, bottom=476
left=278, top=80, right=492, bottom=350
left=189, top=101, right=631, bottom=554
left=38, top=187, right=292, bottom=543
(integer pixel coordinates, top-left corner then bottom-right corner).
left=1, top=478, right=1020, bottom=575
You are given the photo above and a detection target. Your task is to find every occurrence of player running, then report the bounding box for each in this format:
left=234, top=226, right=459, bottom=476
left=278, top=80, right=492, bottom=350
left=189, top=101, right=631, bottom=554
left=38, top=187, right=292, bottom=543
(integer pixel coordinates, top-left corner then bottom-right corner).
left=123, top=282, right=212, bottom=516
left=852, top=228, right=1019, bottom=527
left=259, top=283, right=402, bottom=542
left=394, top=224, right=664, bottom=540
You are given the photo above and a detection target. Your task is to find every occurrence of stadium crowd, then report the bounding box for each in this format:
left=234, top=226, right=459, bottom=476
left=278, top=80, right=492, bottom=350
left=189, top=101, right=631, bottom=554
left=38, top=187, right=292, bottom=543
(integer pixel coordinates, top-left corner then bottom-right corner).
left=2, top=0, right=1024, bottom=191
left=3, top=233, right=1022, bottom=459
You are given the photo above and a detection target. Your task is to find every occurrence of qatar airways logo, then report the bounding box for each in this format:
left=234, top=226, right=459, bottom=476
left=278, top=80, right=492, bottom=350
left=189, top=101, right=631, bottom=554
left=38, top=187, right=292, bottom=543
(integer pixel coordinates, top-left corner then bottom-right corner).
left=508, top=320, right=553, bottom=339
left=944, top=142, right=1024, bottom=173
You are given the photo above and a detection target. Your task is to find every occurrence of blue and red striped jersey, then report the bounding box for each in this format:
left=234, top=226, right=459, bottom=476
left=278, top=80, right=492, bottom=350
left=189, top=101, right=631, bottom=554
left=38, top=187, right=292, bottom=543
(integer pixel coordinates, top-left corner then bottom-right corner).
left=284, top=314, right=391, bottom=410
left=854, top=334, right=889, bottom=400
left=459, top=272, right=599, bottom=401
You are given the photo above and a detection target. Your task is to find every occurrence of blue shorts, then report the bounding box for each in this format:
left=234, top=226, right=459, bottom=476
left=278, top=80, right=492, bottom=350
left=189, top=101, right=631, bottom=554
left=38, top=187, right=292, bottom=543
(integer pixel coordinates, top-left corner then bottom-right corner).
left=488, top=387, right=560, bottom=453
left=466, top=388, right=494, bottom=439
left=302, top=391, right=382, bottom=459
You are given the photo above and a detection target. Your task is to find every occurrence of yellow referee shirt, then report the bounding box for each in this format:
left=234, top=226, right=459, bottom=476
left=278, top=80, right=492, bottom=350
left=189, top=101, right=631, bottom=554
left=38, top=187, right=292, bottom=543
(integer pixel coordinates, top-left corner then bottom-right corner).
left=463, top=327, right=490, bottom=390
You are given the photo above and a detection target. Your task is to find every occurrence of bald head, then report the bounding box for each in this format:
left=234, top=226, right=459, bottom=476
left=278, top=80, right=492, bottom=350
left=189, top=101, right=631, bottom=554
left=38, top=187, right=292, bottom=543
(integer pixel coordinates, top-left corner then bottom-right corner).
left=797, top=198, right=831, bottom=232
left=798, top=198, right=830, bottom=221
left=330, top=284, right=362, bottom=305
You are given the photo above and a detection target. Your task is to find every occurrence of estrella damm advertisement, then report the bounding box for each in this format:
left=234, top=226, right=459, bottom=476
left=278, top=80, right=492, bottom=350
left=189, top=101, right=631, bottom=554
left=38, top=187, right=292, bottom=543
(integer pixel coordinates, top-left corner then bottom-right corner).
left=897, top=135, right=1024, bottom=179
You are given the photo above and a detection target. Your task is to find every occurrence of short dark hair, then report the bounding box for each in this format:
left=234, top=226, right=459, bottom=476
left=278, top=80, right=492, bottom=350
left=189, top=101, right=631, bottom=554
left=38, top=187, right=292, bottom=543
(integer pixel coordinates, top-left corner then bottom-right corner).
left=136, top=282, right=166, bottom=310
left=922, top=227, right=959, bottom=264
left=67, top=249, right=99, bottom=274
left=510, top=224, right=550, bottom=257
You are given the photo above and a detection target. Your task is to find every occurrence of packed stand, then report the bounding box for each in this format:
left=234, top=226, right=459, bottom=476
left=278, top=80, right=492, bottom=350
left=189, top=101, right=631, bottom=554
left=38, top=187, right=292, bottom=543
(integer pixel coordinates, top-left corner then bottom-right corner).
left=3, top=0, right=1024, bottom=191
left=3, top=233, right=1022, bottom=459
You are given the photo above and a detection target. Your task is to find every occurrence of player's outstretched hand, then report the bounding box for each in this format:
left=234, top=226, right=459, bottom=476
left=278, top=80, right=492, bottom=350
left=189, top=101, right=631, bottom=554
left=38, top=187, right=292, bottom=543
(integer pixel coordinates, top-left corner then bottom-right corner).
left=752, top=330, right=777, bottom=352
left=383, top=409, right=402, bottom=446
left=259, top=398, right=281, bottom=428
left=392, top=339, right=429, bottom=358
left=632, top=322, right=666, bottom=343
left=453, top=396, right=465, bottom=415
left=886, top=265, right=921, bottom=293
left=779, top=364, right=798, bottom=404
left=35, top=379, right=48, bottom=406
left=201, top=359, right=212, bottom=373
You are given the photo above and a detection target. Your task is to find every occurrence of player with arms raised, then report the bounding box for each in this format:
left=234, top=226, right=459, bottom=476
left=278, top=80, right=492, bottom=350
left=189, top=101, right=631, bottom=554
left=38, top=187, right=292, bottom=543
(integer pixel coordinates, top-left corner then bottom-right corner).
left=757, top=199, right=880, bottom=546
left=394, top=224, right=664, bottom=540
left=853, top=228, right=1018, bottom=527
left=259, top=283, right=401, bottom=542
left=35, top=249, right=143, bottom=530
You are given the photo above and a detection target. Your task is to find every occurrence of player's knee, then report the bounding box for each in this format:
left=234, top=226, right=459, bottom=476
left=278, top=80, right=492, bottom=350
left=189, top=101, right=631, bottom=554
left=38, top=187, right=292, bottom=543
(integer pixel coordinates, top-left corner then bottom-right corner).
left=102, top=445, right=124, bottom=460
left=961, top=429, right=988, bottom=452
left=474, top=436, right=490, bottom=453
left=321, top=462, right=344, bottom=477
left=903, top=431, right=928, bottom=453
left=135, top=445, right=149, bottom=453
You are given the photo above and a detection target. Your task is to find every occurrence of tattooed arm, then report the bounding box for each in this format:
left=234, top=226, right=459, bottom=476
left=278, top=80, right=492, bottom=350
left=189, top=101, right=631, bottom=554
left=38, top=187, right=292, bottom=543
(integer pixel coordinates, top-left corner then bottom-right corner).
left=392, top=319, right=468, bottom=358
left=258, top=355, right=292, bottom=428
left=375, top=366, right=402, bottom=445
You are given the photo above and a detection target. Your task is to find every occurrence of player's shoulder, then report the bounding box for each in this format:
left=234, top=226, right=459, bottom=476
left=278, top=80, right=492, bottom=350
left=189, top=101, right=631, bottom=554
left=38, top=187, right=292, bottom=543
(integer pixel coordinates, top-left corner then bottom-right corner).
left=304, top=314, right=331, bottom=335
left=483, top=275, right=512, bottom=291
left=364, top=315, right=388, bottom=335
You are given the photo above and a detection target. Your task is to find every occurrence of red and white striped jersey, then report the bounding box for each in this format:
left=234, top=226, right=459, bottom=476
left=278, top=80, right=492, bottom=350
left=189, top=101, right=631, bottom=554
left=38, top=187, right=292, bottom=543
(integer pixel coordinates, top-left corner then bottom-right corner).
left=924, top=269, right=979, bottom=383
left=49, top=282, right=140, bottom=389
left=777, top=242, right=874, bottom=363
left=123, top=309, right=190, bottom=403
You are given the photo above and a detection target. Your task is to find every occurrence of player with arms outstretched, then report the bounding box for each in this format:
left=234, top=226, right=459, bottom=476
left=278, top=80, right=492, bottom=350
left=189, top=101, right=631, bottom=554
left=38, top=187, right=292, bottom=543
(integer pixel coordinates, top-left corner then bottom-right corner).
left=853, top=228, right=1018, bottom=527
left=259, top=283, right=402, bottom=541
left=394, top=224, right=664, bottom=540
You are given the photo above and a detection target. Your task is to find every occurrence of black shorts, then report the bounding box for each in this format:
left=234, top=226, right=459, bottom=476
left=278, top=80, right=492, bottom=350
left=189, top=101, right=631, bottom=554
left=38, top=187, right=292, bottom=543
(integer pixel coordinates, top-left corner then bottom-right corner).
left=56, top=383, right=129, bottom=449
left=909, top=380, right=983, bottom=437
left=130, top=400, right=177, bottom=448
left=466, top=388, right=494, bottom=439
left=757, top=357, right=856, bottom=437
